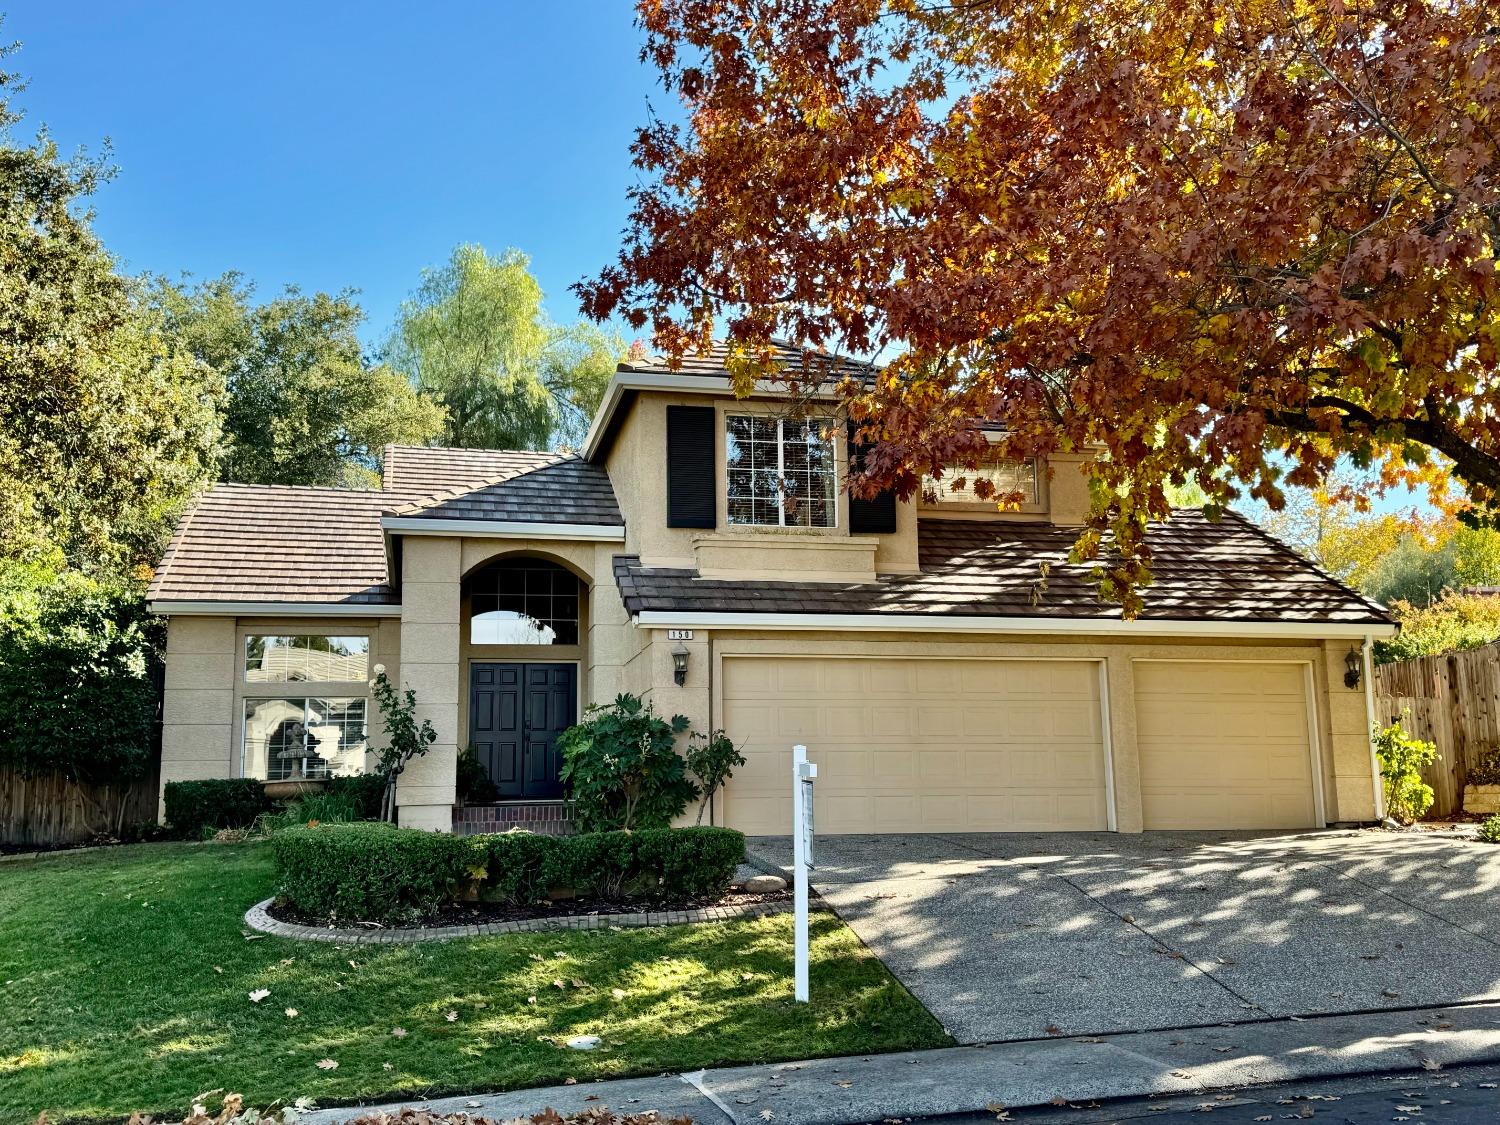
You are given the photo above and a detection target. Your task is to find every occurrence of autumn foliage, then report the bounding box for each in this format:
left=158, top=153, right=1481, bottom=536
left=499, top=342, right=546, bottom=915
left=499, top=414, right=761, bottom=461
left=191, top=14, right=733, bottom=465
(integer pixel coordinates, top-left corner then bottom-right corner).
left=580, top=0, right=1500, bottom=610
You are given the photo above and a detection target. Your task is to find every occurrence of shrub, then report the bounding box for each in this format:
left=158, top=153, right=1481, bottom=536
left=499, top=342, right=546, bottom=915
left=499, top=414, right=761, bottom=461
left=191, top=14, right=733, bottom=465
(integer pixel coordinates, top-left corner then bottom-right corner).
left=558, top=693, right=696, bottom=831
left=272, top=821, right=479, bottom=924
left=1479, top=816, right=1500, bottom=844
left=685, top=729, right=746, bottom=825
left=326, top=772, right=387, bottom=819
left=1467, top=745, right=1500, bottom=787
left=1375, top=593, right=1500, bottom=663
left=163, top=779, right=275, bottom=837
left=1373, top=716, right=1439, bottom=822
left=0, top=560, right=163, bottom=781
left=477, top=826, right=744, bottom=905
left=457, top=744, right=499, bottom=804
left=253, top=790, right=362, bottom=835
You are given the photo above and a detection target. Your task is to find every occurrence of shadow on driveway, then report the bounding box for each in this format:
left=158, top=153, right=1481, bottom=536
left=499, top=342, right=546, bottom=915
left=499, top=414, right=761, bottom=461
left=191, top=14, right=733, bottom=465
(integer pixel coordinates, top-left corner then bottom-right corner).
left=746, top=829, right=1500, bottom=1044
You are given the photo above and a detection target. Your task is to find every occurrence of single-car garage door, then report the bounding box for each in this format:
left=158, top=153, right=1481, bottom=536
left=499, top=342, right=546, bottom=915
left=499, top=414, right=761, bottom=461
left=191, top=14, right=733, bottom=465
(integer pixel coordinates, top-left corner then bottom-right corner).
left=720, top=656, right=1109, bottom=835
left=1134, top=661, right=1320, bottom=830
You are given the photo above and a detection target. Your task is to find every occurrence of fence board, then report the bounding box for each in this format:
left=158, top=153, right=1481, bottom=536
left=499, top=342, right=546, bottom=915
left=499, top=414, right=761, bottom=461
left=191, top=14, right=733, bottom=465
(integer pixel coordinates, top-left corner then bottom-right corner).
left=1374, top=643, right=1500, bottom=816
left=0, top=763, right=160, bottom=847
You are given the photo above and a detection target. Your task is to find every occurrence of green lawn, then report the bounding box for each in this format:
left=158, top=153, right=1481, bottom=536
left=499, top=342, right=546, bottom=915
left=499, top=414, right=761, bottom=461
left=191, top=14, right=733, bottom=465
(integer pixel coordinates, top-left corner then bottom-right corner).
left=0, top=842, right=949, bottom=1123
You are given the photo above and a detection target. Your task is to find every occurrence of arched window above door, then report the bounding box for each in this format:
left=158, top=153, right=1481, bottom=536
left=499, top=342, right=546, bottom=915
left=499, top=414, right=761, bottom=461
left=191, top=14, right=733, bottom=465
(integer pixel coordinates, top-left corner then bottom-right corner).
left=467, top=558, right=581, bottom=646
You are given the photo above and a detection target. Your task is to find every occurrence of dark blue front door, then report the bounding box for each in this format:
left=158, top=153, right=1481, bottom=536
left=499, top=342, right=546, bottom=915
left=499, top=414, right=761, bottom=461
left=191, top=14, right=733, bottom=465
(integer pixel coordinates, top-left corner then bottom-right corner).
left=469, top=663, right=576, bottom=799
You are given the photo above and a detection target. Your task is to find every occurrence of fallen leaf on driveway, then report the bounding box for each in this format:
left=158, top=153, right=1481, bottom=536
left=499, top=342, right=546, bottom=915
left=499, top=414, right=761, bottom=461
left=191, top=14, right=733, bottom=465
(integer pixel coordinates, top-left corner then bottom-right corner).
left=1044, top=1024, right=1063, bottom=1035
left=315, top=1059, right=338, bottom=1070
left=248, top=989, right=270, bottom=1003
left=834, top=1080, right=853, bottom=1089
left=758, top=1112, right=774, bottom=1121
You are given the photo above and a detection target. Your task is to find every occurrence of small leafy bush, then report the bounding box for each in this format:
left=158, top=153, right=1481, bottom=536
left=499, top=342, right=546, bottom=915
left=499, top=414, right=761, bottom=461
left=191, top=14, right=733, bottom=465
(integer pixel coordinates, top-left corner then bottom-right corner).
left=326, top=772, right=387, bottom=819
left=477, top=826, right=745, bottom=905
left=369, top=666, right=438, bottom=821
left=163, top=779, right=275, bottom=837
left=559, top=693, right=696, bottom=831
left=685, top=728, right=746, bottom=824
left=273, top=821, right=479, bottom=924
left=1478, top=816, right=1500, bottom=844
left=1373, top=716, right=1439, bottom=822
left=457, top=743, right=499, bottom=804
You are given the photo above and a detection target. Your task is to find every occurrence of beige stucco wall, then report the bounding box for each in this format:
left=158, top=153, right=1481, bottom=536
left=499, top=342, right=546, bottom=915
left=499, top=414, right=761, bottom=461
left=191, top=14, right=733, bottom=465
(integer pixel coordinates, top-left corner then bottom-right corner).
left=158, top=613, right=396, bottom=822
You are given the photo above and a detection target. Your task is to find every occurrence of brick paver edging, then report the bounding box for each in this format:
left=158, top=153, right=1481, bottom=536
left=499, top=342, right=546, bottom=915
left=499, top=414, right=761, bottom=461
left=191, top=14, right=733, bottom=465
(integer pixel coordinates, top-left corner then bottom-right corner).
left=244, top=896, right=794, bottom=944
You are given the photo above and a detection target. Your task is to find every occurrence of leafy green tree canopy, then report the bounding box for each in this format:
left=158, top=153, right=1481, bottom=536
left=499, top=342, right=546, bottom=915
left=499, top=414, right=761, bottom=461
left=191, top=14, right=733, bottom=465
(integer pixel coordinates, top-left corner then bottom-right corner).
left=385, top=245, right=621, bottom=451
left=145, top=274, right=445, bottom=488
left=0, top=51, right=221, bottom=574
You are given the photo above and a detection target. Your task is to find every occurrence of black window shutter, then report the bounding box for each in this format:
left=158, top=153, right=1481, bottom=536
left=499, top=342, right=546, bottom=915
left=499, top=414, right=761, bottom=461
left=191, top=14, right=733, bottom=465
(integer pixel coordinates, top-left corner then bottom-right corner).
left=666, top=405, right=717, bottom=529
left=847, top=420, right=898, bottom=534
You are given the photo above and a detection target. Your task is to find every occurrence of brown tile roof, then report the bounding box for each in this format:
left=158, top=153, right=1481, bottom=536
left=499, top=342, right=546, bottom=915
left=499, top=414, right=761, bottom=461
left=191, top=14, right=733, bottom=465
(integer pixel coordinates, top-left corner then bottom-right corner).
left=149, top=446, right=624, bottom=606
left=147, top=484, right=399, bottom=605
left=620, top=338, right=876, bottom=384
left=612, top=512, right=1392, bottom=626
left=389, top=456, right=623, bottom=526
left=381, top=445, right=559, bottom=493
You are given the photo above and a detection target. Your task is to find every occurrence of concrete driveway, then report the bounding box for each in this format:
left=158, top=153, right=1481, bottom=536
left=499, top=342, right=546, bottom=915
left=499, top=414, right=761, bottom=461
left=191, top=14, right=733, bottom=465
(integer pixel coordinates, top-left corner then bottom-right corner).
left=746, top=829, right=1500, bottom=1044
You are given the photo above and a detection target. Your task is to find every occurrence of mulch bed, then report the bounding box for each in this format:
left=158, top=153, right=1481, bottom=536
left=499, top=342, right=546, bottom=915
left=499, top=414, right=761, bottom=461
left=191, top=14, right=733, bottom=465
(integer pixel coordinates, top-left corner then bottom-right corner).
left=266, top=887, right=793, bottom=929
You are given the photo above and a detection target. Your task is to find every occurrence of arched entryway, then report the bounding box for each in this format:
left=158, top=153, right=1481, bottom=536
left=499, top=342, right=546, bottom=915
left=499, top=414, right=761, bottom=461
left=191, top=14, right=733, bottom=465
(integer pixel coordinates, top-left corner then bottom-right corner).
left=460, top=556, right=587, bottom=803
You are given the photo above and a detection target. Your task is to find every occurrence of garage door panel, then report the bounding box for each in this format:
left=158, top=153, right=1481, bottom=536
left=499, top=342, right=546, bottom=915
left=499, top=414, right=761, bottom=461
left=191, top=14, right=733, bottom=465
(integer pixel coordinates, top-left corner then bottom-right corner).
left=722, top=656, right=1108, bottom=835
left=1135, top=661, right=1318, bottom=831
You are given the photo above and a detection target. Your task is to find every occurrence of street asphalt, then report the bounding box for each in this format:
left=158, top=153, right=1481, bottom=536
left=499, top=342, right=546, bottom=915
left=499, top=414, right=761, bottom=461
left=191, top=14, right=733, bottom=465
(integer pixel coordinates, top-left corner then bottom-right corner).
left=746, top=827, right=1500, bottom=1044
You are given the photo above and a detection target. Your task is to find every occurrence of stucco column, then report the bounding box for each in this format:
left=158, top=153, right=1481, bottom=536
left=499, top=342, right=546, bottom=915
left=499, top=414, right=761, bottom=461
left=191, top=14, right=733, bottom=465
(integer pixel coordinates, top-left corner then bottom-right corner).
left=158, top=616, right=238, bottom=820
left=396, top=537, right=461, bottom=831
left=1321, top=639, right=1379, bottom=823
left=1104, top=651, right=1143, bottom=833
left=649, top=629, right=712, bottom=826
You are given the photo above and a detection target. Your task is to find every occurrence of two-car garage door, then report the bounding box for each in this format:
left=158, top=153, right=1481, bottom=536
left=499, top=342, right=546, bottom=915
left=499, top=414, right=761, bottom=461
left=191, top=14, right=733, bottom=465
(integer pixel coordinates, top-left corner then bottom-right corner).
left=719, top=656, right=1321, bottom=835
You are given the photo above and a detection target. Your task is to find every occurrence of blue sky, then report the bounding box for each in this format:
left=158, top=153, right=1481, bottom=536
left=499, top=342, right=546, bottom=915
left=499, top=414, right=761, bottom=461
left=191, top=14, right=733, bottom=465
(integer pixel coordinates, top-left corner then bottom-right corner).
left=10, top=2, right=660, bottom=347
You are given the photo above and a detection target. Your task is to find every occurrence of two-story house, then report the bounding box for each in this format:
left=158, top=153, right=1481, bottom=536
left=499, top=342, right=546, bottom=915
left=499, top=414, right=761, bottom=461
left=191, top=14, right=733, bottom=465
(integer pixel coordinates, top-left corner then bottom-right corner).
left=148, top=342, right=1395, bottom=836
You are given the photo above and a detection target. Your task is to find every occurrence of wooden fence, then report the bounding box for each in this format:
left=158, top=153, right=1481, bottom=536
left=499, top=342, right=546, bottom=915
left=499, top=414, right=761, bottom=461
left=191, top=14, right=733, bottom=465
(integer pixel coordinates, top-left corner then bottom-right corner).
left=0, top=763, right=160, bottom=847
left=1373, top=643, right=1500, bottom=817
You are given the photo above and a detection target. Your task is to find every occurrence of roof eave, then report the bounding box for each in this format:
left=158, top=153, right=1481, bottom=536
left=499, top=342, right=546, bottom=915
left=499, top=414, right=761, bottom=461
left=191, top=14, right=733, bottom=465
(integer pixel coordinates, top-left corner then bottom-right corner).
left=149, top=600, right=403, bottom=617
left=381, top=516, right=626, bottom=541
left=631, top=609, right=1397, bottom=639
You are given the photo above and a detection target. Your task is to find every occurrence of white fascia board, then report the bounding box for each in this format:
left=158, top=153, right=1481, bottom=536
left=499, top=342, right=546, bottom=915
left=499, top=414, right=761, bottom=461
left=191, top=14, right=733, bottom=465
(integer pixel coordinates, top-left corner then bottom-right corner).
left=381, top=517, right=625, bottom=541
left=148, top=600, right=402, bottom=617
left=634, top=610, right=1398, bottom=640
left=581, top=370, right=843, bottom=460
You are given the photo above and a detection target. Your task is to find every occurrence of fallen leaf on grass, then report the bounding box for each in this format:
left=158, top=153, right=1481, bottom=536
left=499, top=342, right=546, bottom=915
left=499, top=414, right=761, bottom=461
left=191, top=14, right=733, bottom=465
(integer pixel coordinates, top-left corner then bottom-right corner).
left=212, top=966, right=223, bottom=974
left=445, top=1010, right=459, bottom=1022
left=527, top=996, right=537, bottom=1005
left=552, top=979, right=567, bottom=989
left=390, top=1027, right=407, bottom=1038
left=382, top=1063, right=393, bottom=1071
left=315, top=1059, right=338, bottom=1070
left=611, top=988, right=626, bottom=1000
left=248, top=989, right=270, bottom=1003
left=284, top=1008, right=298, bottom=1019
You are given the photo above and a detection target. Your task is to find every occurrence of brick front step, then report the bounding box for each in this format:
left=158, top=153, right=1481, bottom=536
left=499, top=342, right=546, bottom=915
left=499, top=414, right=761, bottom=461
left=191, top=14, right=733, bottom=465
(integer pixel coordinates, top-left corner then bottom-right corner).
left=453, top=802, right=576, bottom=837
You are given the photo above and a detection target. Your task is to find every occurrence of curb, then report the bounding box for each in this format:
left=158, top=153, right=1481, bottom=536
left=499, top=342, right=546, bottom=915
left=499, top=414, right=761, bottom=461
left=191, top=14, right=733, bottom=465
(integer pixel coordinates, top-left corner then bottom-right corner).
left=300, top=1001, right=1500, bottom=1125
left=243, top=896, right=795, bottom=943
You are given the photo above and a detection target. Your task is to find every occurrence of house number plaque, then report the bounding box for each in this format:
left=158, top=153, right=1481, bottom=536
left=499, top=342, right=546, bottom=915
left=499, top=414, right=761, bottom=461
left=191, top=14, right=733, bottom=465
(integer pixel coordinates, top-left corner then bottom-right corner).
left=667, top=629, right=694, bottom=640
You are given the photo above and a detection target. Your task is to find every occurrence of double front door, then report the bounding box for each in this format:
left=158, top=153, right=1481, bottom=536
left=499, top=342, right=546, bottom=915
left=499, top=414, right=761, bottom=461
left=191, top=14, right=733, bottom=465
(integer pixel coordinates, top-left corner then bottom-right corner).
left=468, top=663, right=576, bottom=799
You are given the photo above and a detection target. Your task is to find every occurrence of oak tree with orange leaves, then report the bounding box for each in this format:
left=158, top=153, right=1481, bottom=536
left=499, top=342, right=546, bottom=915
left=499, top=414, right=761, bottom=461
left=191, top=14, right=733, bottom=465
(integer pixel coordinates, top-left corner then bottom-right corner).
left=579, top=0, right=1500, bottom=611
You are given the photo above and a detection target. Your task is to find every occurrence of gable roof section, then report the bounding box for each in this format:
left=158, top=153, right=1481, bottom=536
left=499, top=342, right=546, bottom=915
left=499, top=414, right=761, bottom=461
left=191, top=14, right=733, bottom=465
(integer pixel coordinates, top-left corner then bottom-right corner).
left=387, top=456, right=623, bottom=526
left=618, top=338, right=877, bottom=382
left=382, top=445, right=558, bottom=494
left=613, top=511, right=1392, bottom=632
left=147, top=484, right=399, bottom=606
left=149, top=445, right=626, bottom=609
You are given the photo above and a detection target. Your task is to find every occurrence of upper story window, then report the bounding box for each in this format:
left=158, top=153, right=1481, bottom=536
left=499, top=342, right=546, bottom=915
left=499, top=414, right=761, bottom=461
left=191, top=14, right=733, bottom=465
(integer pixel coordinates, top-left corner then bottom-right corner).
left=468, top=558, right=581, bottom=645
left=245, top=635, right=369, bottom=683
left=725, top=415, right=836, bottom=528
left=929, top=456, right=1041, bottom=507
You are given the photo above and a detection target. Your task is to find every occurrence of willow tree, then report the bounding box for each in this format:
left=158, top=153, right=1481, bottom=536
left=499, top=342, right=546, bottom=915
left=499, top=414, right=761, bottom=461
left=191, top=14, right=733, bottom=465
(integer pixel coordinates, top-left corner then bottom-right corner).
left=388, top=245, right=623, bottom=452
left=580, top=0, right=1500, bottom=610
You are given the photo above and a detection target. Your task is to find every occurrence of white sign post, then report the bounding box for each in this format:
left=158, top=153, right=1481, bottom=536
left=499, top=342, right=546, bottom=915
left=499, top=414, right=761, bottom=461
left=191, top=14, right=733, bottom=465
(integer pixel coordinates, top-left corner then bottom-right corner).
left=792, top=743, right=817, bottom=1003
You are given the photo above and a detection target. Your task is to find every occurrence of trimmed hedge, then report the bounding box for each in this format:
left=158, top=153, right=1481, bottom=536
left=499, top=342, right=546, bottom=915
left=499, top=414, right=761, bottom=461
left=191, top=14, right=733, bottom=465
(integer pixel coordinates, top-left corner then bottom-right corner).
left=273, top=822, right=478, bottom=924
left=271, top=823, right=746, bottom=924
left=163, top=779, right=275, bottom=837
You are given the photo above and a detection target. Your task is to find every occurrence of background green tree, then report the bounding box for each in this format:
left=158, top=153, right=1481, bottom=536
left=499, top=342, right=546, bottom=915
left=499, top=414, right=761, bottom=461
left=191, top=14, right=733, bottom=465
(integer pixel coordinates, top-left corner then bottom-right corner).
left=144, top=274, right=444, bottom=488
left=384, top=245, right=622, bottom=451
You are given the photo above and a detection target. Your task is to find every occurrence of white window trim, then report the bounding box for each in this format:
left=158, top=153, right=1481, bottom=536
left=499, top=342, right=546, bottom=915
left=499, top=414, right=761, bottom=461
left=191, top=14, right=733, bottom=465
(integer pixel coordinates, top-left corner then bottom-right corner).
left=725, top=414, right=837, bottom=529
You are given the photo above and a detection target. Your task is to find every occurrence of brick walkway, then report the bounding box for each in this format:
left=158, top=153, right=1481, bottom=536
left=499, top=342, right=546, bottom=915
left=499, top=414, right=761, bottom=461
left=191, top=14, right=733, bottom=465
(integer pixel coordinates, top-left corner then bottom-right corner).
left=244, top=895, right=794, bottom=944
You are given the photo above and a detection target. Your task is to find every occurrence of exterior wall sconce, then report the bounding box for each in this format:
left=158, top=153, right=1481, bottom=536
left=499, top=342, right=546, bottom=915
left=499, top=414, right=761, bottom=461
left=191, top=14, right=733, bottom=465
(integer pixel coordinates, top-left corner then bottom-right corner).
left=672, top=643, right=690, bottom=686
left=1344, top=645, right=1363, bottom=689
